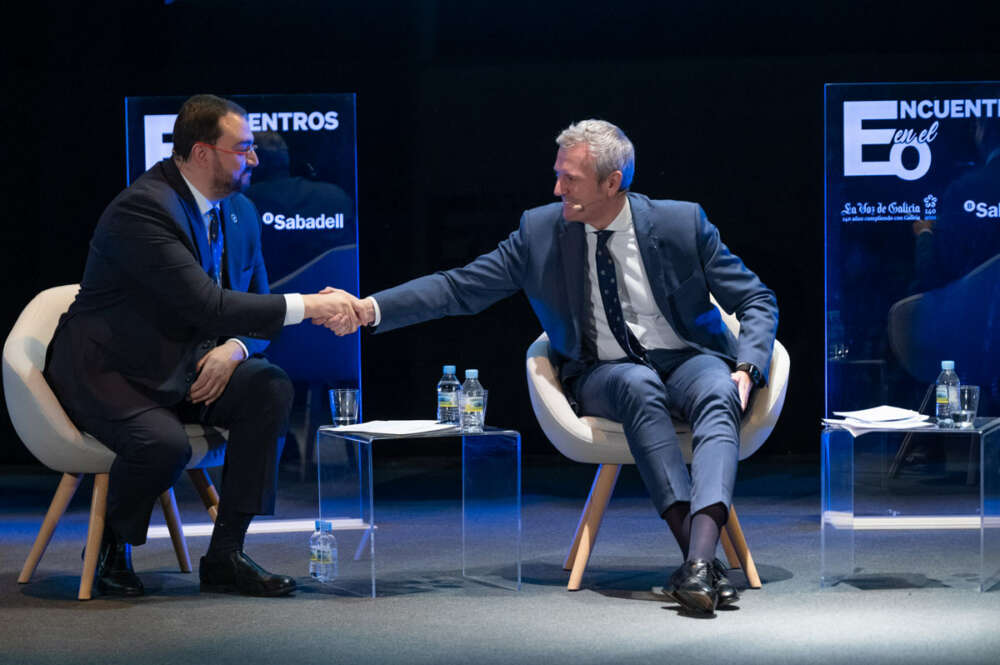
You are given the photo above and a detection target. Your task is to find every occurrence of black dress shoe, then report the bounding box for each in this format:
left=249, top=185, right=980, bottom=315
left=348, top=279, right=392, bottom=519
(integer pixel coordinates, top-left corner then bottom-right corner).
left=96, top=535, right=144, bottom=597
left=666, top=559, right=718, bottom=614
left=200, top=550, right=296, bottom=597
left=711, top=558, right=740, bottom=607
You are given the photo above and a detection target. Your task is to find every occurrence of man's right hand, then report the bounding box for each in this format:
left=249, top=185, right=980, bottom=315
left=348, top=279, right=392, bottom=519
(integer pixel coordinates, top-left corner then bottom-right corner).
left=315, top=287, right=376, bottom=328
left=302, top=289, right=361, bottom=335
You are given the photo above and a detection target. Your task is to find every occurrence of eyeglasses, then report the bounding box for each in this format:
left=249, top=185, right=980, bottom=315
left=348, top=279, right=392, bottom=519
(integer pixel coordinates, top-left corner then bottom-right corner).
left=195, top=141, right=258, bottom=158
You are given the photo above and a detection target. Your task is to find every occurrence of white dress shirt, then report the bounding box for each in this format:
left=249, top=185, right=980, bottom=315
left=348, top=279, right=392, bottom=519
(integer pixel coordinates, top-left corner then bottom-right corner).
left=585, top=199, right=688, bottom=360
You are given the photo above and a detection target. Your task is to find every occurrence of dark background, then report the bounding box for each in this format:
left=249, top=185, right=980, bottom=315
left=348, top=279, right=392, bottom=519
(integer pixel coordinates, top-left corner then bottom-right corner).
left=3, top=0, right=998, bottom=466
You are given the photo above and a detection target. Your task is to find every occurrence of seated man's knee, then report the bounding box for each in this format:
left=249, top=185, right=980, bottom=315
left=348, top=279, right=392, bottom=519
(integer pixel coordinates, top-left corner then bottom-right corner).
left=256, top=364, right=295, bottom=418
left=612, top=365, right=668, bottom=417
left=690, top=374, right=741, bottom=422
left=615, top=365, right=663, bottom=399
left=148, top=431, right=193, bottom=474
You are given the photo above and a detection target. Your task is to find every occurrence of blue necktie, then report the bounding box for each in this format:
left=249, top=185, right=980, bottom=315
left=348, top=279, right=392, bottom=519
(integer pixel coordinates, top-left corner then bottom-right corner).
left=595, top=230, right=645, bottom=362
left=208, top=207, right=224, bottom=285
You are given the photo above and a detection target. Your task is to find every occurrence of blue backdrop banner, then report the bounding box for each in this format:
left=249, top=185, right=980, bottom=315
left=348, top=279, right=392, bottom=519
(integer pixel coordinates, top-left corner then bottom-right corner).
left=125, top=93, right=361, bottom=394
left=825, top=82, right=1000, bottom=417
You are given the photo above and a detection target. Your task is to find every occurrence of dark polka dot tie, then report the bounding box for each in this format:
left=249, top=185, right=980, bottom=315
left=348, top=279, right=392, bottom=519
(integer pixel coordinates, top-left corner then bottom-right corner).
left=595, top=230, right=644, bottom=362
left=208, top=207, right=224, bottom=285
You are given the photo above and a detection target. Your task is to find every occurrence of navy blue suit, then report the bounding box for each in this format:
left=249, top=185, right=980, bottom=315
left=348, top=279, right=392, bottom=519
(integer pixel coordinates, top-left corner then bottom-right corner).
left=373, top=193, right=778, bottom=515
left=46, top=158, right=293, bottom=544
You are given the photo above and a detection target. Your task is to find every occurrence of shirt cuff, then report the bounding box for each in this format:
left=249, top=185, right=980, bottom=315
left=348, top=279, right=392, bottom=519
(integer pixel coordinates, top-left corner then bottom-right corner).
left=225, top=338, right=249, bottom=361
left=283, top=293, right=305, bottom=326
left=369, top=296, right=382, bottom=326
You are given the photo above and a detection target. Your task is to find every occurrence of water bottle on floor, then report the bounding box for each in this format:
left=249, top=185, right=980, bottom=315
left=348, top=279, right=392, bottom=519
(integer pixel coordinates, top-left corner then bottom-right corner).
left=461, top=369, right=485, bottom=433
left=935, top=360, right=961, bottom=429
left=309, top=520, right=338, bottom=582
left=437, top=364, right=461, bottom=425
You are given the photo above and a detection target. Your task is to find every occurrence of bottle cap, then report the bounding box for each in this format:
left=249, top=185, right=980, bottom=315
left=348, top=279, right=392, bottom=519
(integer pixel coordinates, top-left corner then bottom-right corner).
left=321, top=520, right=333, bottom=532
left=443, top=365, right=456, bottom=374
left=941, top=360, right=955, bottom=370
left=465, top=369, right=478, bottom=379
left=315, top=519, right=323, bottom=530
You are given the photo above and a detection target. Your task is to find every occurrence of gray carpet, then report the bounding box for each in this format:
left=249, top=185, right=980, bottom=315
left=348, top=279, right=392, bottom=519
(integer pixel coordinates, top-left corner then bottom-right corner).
left=2, top=456, right=999, bottom=665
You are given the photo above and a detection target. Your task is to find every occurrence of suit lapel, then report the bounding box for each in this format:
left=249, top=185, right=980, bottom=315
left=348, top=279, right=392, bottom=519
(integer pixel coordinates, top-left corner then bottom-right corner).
left=160, top=159, right=211, bottom=269
left=629, top=193, right=673, bottom=321
left=557, top=218, right=586, bottom=354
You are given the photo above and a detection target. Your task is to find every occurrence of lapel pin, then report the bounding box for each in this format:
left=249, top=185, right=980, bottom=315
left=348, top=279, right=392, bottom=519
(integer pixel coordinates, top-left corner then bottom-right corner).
left=230, top=213, right=238, bottom=224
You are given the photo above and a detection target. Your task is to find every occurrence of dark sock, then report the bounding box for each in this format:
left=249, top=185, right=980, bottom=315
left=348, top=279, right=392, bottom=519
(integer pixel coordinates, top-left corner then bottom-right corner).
left=661, top=501, right=692, bottom=559
left=206, top=505, right=254, bottom=557
left=687, top=503, right=728, bottom=562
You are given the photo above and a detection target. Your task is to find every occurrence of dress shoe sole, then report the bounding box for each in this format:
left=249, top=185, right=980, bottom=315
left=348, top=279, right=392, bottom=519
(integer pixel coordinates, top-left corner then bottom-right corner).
left=200, top=581, right=296, bottom=598
left=97, top=580, right=144, bottom=597
left=674, top=589, right=717, bottom=614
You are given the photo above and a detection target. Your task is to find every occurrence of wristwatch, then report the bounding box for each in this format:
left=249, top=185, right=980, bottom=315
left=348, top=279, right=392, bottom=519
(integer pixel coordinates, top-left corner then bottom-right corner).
left=735, top=362, right=764, bottom=388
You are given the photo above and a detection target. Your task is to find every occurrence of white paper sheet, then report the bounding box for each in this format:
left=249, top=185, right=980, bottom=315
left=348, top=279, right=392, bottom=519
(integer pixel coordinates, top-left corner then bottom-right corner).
left=831, top=405, right=926, bottom=423
left=323, top=420, right=459, bottom=436
left=822, top=417, right=934, bottom=437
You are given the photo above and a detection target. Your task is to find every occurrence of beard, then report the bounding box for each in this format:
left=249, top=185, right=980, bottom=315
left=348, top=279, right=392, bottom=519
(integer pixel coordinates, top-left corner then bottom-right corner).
left=211, top=155, right=252, bottom=197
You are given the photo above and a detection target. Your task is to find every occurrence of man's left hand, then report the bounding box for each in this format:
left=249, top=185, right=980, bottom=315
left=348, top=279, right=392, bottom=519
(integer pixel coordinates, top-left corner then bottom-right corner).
left=189, top=340, right=245, bottom=405
left=730, top=370, right=752, bottom=412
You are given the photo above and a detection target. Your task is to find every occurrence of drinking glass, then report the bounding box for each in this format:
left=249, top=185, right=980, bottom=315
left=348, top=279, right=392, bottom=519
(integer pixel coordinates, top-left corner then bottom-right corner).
left=329, top=388, right=360, bottom=426
left=955, top=385, right=980, bottom=428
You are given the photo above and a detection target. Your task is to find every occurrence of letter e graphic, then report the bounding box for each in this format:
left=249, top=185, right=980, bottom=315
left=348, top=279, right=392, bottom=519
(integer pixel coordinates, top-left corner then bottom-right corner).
left=143, top=114, right=178, bottom=171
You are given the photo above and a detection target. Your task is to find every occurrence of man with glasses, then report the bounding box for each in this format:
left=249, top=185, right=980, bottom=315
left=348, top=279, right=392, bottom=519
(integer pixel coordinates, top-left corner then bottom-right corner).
left=45, top=94, right=358, bottom=598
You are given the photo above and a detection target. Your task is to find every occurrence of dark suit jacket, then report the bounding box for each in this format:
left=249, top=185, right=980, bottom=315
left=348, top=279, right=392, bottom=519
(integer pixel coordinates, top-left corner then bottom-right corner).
left=46, top=158, right=287, bottom=421
left=372, top=193, right=778, bottom=385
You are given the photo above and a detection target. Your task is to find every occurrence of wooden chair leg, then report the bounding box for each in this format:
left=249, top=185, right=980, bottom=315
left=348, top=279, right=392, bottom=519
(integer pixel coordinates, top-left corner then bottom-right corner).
left=564, top=464, right=620, bottom=569
left=187, top=468, right=219, bottom=522
left=159, top=488, right=191, bottom=573
left=79, top=473, right=109, bottom=601
left=723, top=505, right=761, bottom=588
left=720, top=523, right=740, bottom=569
left=566, top=464, right=620, bottom=591
left=19, top=472, right=82, bottom=584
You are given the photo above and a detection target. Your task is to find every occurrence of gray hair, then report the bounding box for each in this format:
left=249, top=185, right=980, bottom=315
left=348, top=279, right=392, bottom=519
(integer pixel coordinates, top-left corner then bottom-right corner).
left=556, top=119, right=635, bottom=190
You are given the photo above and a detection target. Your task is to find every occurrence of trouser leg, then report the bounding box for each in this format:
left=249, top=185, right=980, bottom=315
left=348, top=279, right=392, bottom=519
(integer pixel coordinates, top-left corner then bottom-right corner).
left=73, top=408, right=192, bottom=546
left=194, top=357, right=294, bottom=518
left=574, top=361, right=692, bottom=515
left=662, top=353, right=742, bottom=516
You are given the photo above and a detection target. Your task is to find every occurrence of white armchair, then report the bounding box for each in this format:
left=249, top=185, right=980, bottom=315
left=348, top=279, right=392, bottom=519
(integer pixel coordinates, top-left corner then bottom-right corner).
left=3, top=285, right=228, bottom=600
left=525, top=298, right=790, bottom=590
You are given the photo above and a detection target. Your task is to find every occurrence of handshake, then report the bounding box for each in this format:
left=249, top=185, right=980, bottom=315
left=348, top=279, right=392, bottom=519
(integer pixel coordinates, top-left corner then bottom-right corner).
left=302, top=287, right=376, bottom=336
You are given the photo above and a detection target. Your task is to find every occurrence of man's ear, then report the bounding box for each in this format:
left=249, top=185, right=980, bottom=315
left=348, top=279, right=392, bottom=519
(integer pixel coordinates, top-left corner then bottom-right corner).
left=604, top=170, right=623, bottom=196
left=189, top=142, right=210, bottom=167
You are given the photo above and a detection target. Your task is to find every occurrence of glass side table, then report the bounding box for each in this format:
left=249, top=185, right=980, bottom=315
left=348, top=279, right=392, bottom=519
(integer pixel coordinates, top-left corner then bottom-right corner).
left=821, top=417, right=1000, bottom=591
left=314, top=425, right=521, bottom=598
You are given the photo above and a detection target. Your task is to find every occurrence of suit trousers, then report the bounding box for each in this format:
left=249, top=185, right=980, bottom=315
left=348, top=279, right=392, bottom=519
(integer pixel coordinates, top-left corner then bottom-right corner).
left=66, top=358, right=294, bottom=545
left=572, top=351, right=741, bottom=517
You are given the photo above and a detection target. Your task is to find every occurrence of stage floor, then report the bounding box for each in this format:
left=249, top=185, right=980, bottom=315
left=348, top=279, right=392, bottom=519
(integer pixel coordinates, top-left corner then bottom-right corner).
left=2, top=454, right=998, bottom=665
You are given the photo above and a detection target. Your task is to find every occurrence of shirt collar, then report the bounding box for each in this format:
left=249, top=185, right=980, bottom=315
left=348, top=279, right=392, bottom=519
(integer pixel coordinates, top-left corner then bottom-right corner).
left=585, top=197, right=632, bottom=234
left=178, top=170, right=220, bottom=216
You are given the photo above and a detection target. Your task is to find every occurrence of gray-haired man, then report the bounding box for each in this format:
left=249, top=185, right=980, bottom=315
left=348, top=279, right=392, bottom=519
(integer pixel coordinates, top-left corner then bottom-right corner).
left=335, top=120, right=778, bottom=614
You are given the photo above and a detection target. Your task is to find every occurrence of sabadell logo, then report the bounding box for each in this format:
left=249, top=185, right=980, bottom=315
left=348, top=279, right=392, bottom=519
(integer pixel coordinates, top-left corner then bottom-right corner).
left=261, top=212, right=345, bottom=230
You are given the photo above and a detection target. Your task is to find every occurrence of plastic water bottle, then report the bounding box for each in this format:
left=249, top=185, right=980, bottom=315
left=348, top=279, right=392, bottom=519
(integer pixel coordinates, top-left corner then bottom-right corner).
left=935, top=360, right=961, bottom=428
left=309, top=520, right=337, bottom=582
left=461, top=369, right=485, bottom=433
left=437, top=364, right=462, bottom=425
